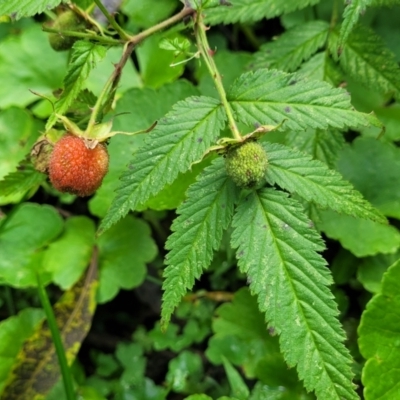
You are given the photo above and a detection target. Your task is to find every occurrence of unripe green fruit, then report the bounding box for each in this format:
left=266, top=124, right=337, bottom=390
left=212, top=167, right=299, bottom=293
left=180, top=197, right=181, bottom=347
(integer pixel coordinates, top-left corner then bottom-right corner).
left=225, top=141, right=268, bottom=188
left=48, top=11, right=84, bottom=51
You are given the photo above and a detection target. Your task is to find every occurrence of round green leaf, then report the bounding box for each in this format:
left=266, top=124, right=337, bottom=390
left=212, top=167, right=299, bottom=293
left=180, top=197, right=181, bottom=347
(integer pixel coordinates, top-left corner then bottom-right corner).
left=43, top=216, right=96, bottom=290
left=0, top=203, right=64, bottom=287
left=97, top=216, right=157, bottom=303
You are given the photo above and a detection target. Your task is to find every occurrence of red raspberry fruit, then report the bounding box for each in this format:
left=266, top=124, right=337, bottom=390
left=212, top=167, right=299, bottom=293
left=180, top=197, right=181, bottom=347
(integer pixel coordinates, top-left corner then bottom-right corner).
left=49, top=133, right=109, bottom=197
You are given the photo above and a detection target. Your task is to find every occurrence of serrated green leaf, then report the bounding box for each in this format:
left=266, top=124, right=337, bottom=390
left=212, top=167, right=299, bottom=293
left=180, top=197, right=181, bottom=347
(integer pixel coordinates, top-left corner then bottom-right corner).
left=263, top=141, right=386, bottom=223
left=97, top=216, right=157, bottom=303
left=359, top=259, right=400, bottom=400
left=370, top=0, right=400, bottom=6
left=336, top=137, right=400, bottom=219
left=0, top=0, right=62, bottom=19
left=0, top=161, right=45, bottom=198
left=285, top=129, right=345, bottom=168
left=89, top=80, right=199, bottom=217
left=339, top=0, right=372, bottom=47
left=46, top=42, right=107, bottom=129
left=0, top=308, right=44, bottom=393
left=0, top=203, right=64, bottom=287
left=250, top=21, right=329, bottom=72
left=231, top=188, right=358, bottom=400
left=317, top=209, right=400, bottom=257
left=204, top=0, right=320, bottom=25
left=330, top=25, right=400, bottom=97
left=161, top=158, right=240, bottom=327
left=228, top=69, right=381, bottom=131
left=99, top=96, right=225, bottom=234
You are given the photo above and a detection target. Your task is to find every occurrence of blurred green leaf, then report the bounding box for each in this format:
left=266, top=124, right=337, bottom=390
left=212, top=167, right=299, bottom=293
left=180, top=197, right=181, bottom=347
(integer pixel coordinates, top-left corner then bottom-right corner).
left=43, top=216, right=96, bottom=290
left=206, top=288, right=281, bottom=377
left=86, top=46, right=142, bottom=95
left=1, top=264, right=97, bottom=399
left=97, top=216, right=157, bottom=303
left=0, top=106, right=42, bottom=183
left=149, top=319, right=209, bottom=352
left=317, top=209, right=400, bottom=257
left=222, top=357, right=249, bottom=400
left=166, top=351, right=204, bottom=393
left=122, top=0, right=177, bottom=28
left=137, top=32, right=187, bottom=88
left=0, top=308, right=44, bottom=393
left=196, top=50, right=252, bottom=98
left=336, top=137, right=400, bottom=219
left=357, top=250, right=400, bottom=293
left=0, top=24, right=67, bottom=108
left=0, top=203, right=64, bottom=287
left=359, top=258, right=400, bottom=400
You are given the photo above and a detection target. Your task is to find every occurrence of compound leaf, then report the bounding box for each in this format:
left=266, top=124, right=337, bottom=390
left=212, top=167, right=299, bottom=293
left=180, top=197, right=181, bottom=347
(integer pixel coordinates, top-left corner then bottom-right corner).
left=250, top=20, right=329, bottom=72
left=0, top=0, right=62, bottom=20
left=204, top=0, right=320, bottom=25
left=339, top=0, right=372, bottom=47
left=264, top=141, right=386, bottom=223
left=330, top=25, right=400, bottom=97
left=99, top=96, right=225, bottom=234
left=359, top=259, right=400, bottom=400
left=231, top=188, right=358, bottom=400
left=46, top=42, right=107, bottom=129
left=161, top=157, right=240, bottom=328
left=228, top=69, right=381, bottom=131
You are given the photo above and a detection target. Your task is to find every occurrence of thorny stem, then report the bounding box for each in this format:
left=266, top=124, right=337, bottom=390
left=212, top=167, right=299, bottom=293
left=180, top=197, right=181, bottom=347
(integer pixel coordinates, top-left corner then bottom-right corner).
left=85, top=6, right=195, bottom=134
left=93, top=0, right=130, bottom=40
left=194, top=13, right=242, bottom=141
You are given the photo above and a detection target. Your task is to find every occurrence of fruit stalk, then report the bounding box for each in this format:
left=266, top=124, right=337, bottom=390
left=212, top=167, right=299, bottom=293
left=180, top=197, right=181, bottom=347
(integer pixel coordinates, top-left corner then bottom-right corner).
left=194, top=13, right=242, bottom=141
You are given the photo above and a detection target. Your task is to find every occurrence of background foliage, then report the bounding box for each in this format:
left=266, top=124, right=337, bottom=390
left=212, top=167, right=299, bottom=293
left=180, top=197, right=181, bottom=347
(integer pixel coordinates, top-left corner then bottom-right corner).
left=1, top=0, right=400, bottom=399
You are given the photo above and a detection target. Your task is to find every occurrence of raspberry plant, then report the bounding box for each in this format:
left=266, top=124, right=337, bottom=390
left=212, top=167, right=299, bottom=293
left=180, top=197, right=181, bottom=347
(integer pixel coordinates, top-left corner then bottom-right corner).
left=1, top=0, right=400, bottom=399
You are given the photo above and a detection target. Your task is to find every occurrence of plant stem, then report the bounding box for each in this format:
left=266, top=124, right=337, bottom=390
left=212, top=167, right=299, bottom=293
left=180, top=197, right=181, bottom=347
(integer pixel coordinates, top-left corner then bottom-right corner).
left=42, top=26, right=123, bottom=45
left=36, top=274, right=76, bottom=400
left=93, top=0, right=130, bottom=40
left=85, top=6, right=195, bottom=134
left=128, top=6, right=194, bottom=45
left=194, top=14, right=242, bottom=141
